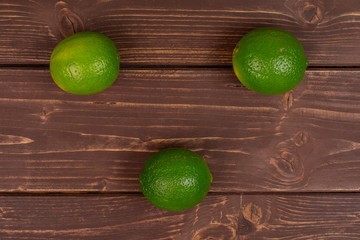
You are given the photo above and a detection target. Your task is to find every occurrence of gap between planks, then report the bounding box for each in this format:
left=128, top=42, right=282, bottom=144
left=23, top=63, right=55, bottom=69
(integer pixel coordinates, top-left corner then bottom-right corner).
left=0, top=191, right=360, bottom=197
left=1, top=64, right=360, bottom=69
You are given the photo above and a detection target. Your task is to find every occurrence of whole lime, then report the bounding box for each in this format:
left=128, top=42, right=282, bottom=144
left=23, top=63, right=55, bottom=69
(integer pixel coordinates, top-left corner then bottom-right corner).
left=50, top=31, right=120, bottom=95
left=139, top=148, right=213, bottom=211
left=232, top=27, right=308, bottom=95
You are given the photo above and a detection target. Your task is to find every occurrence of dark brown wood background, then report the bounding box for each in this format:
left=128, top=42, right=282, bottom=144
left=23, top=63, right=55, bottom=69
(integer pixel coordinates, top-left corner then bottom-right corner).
left=1, top=0, right=360, bottom=239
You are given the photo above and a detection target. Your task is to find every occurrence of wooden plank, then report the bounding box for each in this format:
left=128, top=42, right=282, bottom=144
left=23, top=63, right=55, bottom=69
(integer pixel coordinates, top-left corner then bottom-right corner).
left=0, top=193, right=360, bottom=239
left=1, top=0, right=360, bottom=66
left=1, top=68, right=360, bottom=192
left=241, top=193, right=360, bottom=239
left=0, top=194, right=241, bottom=240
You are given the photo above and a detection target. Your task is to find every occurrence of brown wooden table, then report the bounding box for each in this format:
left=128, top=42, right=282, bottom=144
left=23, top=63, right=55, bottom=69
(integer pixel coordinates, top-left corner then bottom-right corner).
left=1, top=0, right=360, bottom=239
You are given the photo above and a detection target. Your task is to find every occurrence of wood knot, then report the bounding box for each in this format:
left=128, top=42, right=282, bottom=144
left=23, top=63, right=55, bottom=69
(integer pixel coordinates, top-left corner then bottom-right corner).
left=243, top=202, right=262, bottom=225
left=270, top=150, right=304, bottom=181
left=301, top=3, right=322, bottom=24
left=192, top=223, right=236, bottom=240
left=293, top=0, right=323, bottom=25
left=55, top=1, right=85, bottom=38
left=292, top=131, right=308, bottom=147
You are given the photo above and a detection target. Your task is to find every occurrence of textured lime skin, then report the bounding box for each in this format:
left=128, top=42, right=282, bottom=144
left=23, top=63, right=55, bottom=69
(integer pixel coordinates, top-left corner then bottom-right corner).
left=232, top=27, right=308, bottom=95
left=139, top=148, right=213, bottom=211
left=50, top=32, right=120, bottom=95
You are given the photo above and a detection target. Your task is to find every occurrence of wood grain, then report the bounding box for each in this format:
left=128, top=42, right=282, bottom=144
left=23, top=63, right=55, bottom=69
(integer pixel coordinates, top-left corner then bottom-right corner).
left=0, top=68, right=360, bottom=192
left=1, top=0, right=360, bottom=66
left=0, top=193, right=359, bottom=239
left=241, top=193, right=360, bottom=239
left=0, top=194, right=240, bottom=240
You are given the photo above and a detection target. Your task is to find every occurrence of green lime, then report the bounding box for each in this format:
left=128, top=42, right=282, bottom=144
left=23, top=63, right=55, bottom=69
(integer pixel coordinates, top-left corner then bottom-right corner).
left=50, top=32, right=120, bottom=95
left=232, top=27, right=308, bottom=95
left=139, top=148, right=213, bottom=211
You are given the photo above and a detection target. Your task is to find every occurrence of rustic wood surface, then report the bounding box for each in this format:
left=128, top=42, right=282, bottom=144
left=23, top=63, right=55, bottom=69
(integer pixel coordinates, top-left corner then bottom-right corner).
left=1, top=194, right=360, bottom=239
left=1, top=68, right=360, bottom=193
left=1, top=0, right=360, bottom=239
left=1, top=0, right=360, bottom=66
